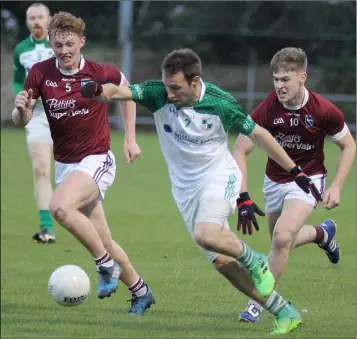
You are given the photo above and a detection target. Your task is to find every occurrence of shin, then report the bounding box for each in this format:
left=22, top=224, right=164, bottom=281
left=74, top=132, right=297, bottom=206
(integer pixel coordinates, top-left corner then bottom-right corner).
left=84, top=201, right=140, bottom=287
left=268, top=199, right=313, bottom=283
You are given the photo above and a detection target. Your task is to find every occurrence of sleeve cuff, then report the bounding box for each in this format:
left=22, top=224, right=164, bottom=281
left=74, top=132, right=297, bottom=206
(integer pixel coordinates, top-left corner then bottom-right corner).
left=330, top=123, right=349, bottom=142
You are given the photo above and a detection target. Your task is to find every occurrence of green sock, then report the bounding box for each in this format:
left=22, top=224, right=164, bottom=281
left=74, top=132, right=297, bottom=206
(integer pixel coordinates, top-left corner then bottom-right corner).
left=39, top=210, right=53, bottom=232
left=237, top=241, right=258, bottom=270
left=263, top=290, right=289, bottom=315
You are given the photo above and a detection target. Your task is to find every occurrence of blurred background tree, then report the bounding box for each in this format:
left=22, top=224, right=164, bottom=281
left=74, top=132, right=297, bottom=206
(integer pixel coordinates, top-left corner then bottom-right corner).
left=1, top=1, right=355, bottom=124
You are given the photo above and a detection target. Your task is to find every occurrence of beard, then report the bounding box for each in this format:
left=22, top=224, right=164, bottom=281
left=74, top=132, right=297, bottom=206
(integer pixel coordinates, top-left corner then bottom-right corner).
left=31, top=25, right=46, bottom=38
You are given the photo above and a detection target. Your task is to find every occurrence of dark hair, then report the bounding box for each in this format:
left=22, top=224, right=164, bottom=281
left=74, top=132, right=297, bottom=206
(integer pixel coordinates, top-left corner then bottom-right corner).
left=161, top=48, right=202, bottom=83
left=270, top=47, right=308, bottom=73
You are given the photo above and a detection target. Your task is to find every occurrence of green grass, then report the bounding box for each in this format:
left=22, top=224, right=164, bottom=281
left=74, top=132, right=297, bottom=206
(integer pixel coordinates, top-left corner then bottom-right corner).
left=1, top=128, right=356, bottom=338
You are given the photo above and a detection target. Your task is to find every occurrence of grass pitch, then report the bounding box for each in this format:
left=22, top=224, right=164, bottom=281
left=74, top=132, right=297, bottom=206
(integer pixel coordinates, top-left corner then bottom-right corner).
left=1, top=128, right=356, bottom=338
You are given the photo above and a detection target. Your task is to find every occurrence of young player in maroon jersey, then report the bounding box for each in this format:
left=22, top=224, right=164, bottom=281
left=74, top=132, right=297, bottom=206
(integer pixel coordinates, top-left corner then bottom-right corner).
left=234, top=47, right=356, bottom=323
left=12, top=11, right=155, bottom=315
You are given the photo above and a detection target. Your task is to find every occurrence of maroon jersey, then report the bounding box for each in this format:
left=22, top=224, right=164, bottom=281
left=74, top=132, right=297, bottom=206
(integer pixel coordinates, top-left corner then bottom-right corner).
left=251, top=89, right=347, bottom=183
left=24, top=57, right=123, bottom=163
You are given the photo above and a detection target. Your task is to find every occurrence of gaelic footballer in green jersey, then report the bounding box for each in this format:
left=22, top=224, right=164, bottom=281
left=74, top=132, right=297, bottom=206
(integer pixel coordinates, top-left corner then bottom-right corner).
left=13, top=35, right=53, bottom=94
left=12, top=3, right=55, bottom=243
left=81, top=48, right=323, bottom=334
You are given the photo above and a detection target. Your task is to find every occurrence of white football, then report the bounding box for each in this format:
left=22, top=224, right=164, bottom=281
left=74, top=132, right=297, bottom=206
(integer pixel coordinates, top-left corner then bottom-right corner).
left=48, top=265, right=90, bottom=307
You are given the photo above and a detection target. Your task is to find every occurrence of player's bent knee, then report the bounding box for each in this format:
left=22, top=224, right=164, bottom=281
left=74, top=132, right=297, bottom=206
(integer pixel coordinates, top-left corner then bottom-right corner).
left=193, top=196, right=232, bottom=249
left=193, top=223, right=215, bottom=249
left=272, top=228, right=294, bottom=249
left=212, top=254, right=236, bottom=270
left=49, top=201, right=72, bottom=225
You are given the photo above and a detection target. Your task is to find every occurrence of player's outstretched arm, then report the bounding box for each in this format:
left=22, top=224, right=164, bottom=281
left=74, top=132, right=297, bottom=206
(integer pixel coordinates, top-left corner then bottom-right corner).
left=12, top=89, right=35, bottom=127
left=249, top=124, right=322, bottom=201
left=331, top=131, right=356, bottom=190
left=249, top=124, right=295, bottom=171
left=81, top=82, right=133, bottom=102
left=232, top=134, right=256, bottom=192
left=232, top=133, right=265, bottom=235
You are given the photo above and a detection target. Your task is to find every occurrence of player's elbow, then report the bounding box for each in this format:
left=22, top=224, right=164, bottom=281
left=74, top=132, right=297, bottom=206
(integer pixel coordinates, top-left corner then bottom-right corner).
left=346, top=135, right=356, bottom=152
left=249, top=124, right=273, bottom=147
left=348, top=138, right=357, bottom=154
left=338, top=133, right=356, bottom=155
left=233, top=134, right=255, bottom=157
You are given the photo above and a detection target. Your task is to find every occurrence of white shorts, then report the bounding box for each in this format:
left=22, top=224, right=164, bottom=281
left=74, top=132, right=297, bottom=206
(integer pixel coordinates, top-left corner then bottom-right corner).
left=263, top=174, right=326, bottom=214
left=25, top=106, right=52, bottom=145
left=54, top=150, right=116, bottom=200
left=174, top=171, right=242, bottom=262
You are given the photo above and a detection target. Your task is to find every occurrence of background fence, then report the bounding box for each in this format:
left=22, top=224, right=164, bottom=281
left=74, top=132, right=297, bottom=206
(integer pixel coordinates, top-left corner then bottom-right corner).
left=1, top=1, right=355, bottom=130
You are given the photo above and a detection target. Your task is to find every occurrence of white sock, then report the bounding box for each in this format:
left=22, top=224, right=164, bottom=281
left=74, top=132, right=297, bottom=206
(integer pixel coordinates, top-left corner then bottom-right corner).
left=100, top=259, right=115, bottom=268
left=128, top=278, right=148, bottom=297
left=94, top=252, right=115, bottom=269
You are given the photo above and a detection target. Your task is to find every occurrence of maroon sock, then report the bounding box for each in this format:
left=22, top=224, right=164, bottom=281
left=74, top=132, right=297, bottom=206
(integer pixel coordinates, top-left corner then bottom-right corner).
left=313, top=226, right=325, bottom=244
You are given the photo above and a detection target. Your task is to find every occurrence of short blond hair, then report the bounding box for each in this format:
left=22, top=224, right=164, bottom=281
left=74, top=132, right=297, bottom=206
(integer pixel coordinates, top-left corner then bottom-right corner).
left=270, top=47, right=307, bottom=73
left=27, top=2, right=50, bottom=16
left=49, top=11, right=85, bottom=39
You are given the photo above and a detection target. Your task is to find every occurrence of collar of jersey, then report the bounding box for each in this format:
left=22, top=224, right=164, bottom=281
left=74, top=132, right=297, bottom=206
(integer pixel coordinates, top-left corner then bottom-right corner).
left=282, top=88, right=309, bottom=110
left=198, top=78, right=206, bottom=102
left=30, top=34, right=49, bottom=44
left=56, top=56, right=85, bottom=75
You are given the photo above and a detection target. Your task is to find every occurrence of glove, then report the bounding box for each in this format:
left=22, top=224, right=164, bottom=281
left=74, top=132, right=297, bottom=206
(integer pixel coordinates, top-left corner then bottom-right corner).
left=237, top=192, right=265, bottom=235
left=81, top=81, right=103, bottom=98
left=290, top=165, right=322, bottom=202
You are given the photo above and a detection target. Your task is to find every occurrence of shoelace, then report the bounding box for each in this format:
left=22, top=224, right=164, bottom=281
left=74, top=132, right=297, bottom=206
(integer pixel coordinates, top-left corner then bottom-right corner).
left=127, top=295, right=137, bottom=303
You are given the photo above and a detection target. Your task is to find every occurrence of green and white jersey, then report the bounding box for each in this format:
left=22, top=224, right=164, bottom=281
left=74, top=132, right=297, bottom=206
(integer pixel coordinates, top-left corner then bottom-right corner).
left=130, top=80, right=256, bottom=189
left=12, top=35, right=54, bottom=95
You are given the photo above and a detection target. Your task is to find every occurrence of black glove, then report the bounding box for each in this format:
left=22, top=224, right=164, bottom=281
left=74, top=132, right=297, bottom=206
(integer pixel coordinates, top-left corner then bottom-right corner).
left=237, top=192, right=265, bottom=235
left=290, top=165, right=322, bottom=202
left=81, top=81, right=103, bottom=98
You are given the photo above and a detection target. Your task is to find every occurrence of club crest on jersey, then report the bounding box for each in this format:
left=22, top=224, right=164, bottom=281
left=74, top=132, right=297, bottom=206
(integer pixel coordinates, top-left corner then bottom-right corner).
left=305, top=114, right=314, bottom=128
left=80, top=79, right=92, bottom=87
left=169, top=105, right=177, bottom=114
left=201, top=117, right=213, bottom=131
left=163, top=124, right=172, bottom=133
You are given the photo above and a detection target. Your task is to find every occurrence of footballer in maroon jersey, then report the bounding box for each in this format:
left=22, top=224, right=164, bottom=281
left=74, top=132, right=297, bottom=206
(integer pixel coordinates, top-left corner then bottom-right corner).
left=12, top=11, right=155, bottom=314
left=24, top=56, right=122, bottom=163
left=250, top=89, right=347, bottom=183
left=234, top=47, right=355, bottom=323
